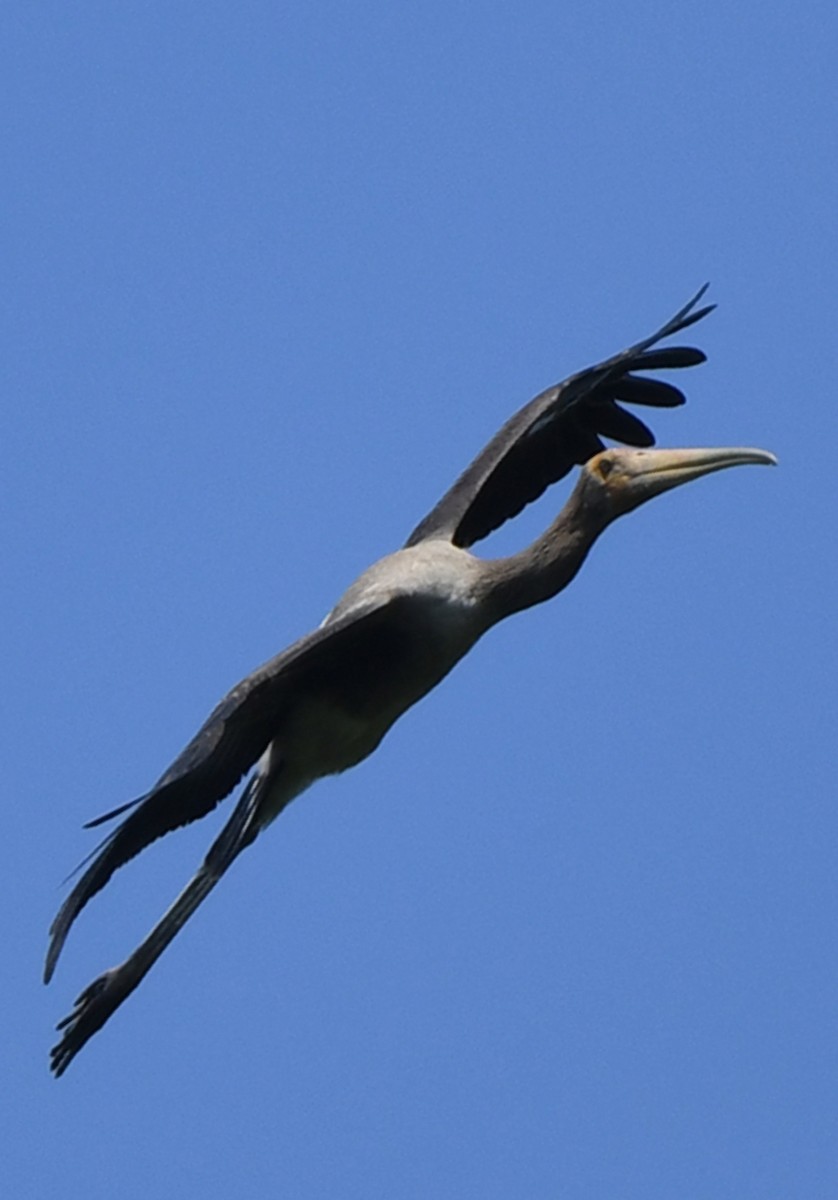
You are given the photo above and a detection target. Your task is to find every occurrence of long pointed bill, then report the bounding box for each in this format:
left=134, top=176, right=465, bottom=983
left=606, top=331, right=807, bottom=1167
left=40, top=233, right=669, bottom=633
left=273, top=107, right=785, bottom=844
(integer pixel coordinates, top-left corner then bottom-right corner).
left=599, top=445, right=777, bottom=512
left=632, top=445, right=776, bottom=485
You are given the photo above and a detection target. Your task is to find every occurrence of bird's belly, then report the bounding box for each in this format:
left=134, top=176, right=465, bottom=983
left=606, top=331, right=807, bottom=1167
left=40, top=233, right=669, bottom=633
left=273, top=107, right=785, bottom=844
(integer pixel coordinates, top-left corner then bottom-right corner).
left=256, top=588, right=484, bottom=823
left=283, top=695, right=402, bottom=777
left=258, top=694, right=408, bottom=825
left=279, top=618, right=476, bottom=786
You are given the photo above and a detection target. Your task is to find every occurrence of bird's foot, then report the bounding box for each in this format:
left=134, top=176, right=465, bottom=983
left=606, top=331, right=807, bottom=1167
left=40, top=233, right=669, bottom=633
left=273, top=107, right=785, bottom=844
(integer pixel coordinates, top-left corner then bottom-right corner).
left=50, top=968, right=125, bottom=1078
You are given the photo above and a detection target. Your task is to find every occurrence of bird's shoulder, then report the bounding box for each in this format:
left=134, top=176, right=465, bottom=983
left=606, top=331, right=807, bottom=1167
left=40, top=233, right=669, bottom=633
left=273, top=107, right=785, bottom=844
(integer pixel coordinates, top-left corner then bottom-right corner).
left=325, top=541, right=485, bottom=628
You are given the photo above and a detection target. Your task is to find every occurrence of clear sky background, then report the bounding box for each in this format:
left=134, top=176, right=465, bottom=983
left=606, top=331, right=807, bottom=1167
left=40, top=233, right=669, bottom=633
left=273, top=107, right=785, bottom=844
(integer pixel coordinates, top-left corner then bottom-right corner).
left=4, top=4, right=836, bottom=1197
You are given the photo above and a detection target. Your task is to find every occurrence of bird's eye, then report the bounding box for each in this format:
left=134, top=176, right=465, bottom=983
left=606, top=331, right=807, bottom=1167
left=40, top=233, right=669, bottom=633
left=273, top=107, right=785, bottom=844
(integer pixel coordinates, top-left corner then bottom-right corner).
left=598, top=458, right=613, bottom=479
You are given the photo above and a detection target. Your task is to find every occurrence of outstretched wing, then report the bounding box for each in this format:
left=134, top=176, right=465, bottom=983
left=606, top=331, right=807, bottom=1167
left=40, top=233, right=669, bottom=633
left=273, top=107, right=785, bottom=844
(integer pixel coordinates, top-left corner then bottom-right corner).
left=406, top=286, right=713, bottom=550
left=45, top=599, right=394, bottom=983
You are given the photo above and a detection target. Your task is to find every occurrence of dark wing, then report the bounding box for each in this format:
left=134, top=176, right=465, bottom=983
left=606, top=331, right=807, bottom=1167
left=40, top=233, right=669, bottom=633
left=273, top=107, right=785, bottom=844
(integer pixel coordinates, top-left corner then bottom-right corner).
left=45, top=599, right=394, bottom=983
left=406, top=286, right=713, bottom=550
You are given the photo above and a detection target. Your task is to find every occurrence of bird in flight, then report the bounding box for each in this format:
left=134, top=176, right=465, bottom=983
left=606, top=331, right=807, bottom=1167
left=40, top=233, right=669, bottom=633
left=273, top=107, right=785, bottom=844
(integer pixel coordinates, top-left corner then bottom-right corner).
left=46, top=287, right=775, bottom=1075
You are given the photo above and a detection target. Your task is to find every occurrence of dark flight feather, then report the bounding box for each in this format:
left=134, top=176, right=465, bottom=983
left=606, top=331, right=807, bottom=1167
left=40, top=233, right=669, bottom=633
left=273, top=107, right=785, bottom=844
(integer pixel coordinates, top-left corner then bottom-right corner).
left=44, top=599, right=396, bottom=983
left=405, top=287, right=713, bottom=550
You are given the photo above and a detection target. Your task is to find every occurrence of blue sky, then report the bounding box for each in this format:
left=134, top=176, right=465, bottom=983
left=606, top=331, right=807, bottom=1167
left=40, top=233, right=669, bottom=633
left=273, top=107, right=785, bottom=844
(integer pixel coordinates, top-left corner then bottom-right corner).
left=4, top=3, right=836, bottom=1196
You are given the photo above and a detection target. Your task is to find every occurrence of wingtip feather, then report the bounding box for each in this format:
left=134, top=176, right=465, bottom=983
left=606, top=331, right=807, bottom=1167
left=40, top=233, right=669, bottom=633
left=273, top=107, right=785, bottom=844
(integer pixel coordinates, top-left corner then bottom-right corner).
left=83, top=795, right=144, bottom=829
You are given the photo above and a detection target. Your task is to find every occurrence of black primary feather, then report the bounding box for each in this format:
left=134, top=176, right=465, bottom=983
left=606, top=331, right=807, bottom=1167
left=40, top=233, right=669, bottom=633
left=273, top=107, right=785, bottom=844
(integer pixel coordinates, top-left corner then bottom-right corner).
left=406, top=286, right=713, bottom=550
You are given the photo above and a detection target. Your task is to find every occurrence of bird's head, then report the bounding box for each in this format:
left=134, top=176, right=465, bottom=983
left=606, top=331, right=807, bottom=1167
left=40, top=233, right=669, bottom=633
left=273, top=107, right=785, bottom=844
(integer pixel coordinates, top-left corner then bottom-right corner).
left=579, top=445, right=777, bottom=521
